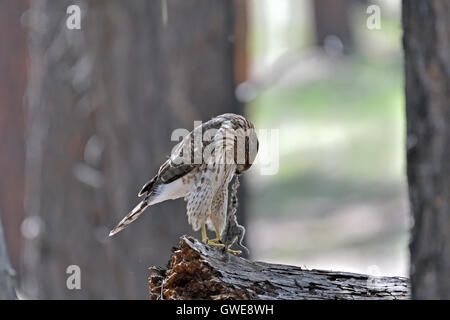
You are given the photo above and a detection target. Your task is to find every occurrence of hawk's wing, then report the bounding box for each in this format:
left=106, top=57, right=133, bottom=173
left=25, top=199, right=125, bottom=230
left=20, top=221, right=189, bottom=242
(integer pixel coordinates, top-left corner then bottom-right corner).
left=138, top=115, right=227, bottom=196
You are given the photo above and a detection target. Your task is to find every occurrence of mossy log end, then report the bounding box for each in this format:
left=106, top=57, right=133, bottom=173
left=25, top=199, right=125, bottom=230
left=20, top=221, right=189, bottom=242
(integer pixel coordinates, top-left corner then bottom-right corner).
left=148, top=235, right=410, bottom=300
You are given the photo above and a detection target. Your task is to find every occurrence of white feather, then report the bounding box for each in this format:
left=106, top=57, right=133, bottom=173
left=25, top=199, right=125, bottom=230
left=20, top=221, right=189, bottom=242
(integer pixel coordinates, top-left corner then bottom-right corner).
left=149, top=178, right=189, bottom=205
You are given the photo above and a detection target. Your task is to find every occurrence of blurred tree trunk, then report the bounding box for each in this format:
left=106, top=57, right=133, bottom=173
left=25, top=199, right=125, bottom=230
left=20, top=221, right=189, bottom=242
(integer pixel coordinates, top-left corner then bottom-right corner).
left=23, top=0, right=242, bottom=299
left=313, top=0, right=354, bottom=54
left=0, top=0, right=28, bottom=273
left=233, top=0, right=248, bottom=85
left=0, top=218, right=17, bottom=299
left=403, top=0, right=450, bottom=299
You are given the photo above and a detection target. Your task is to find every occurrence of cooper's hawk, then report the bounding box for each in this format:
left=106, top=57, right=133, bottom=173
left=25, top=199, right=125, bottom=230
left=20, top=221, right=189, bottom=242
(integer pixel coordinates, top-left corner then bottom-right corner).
left=109, top=113, right=258, bottom=251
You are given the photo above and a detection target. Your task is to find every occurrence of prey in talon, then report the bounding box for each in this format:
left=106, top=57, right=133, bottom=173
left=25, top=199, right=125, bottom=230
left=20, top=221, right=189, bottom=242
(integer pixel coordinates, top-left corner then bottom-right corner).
left=220, top=174, right=250, bottom=255
left=221, top=211, right=249, bottom=255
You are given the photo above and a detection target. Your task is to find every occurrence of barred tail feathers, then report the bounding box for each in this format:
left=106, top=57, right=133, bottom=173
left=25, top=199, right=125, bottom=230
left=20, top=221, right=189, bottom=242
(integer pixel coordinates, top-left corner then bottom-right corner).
left=109, top=199, right=150, bottom=236
left=109, top=177, right=189, bottom=237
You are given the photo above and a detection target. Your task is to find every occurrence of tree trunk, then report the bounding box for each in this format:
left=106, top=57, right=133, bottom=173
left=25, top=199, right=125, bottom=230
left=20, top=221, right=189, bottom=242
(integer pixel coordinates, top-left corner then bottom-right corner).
left=149, top=236, right=410, bottom=300
left=0, top=0, right=28, bottom=273
left=313, top=0, right=354, bottom=54
left=23, top=0, right=242, bottom=299
left=402, top=0, right=450, bottom=299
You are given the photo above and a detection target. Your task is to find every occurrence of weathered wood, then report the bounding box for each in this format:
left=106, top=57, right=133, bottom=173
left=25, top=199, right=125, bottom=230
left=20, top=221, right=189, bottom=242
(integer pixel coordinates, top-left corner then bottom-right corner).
left=149, top=236, right=410, bottom=300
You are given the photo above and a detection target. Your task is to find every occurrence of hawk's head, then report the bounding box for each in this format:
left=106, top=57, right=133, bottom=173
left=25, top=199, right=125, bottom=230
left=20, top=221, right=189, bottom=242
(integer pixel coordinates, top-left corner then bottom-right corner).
left=234, top=127, right=259, bottom=175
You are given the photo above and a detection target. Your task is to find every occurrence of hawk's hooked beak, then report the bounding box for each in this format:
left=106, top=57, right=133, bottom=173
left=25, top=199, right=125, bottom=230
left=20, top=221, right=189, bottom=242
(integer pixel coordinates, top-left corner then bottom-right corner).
left=235, top=164, right=246, bottom=175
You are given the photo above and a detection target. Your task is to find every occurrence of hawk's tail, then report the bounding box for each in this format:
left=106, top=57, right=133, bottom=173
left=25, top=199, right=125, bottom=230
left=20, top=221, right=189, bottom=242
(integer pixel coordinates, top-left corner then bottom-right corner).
left=109, top=198, right=150, bottom=236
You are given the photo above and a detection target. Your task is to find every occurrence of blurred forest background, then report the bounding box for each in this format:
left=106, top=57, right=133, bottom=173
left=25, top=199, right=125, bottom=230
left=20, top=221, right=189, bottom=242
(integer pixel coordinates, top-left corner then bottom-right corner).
left=0, top=0, right=408, bottom=299
left=246, top=0, right=407, bottom=277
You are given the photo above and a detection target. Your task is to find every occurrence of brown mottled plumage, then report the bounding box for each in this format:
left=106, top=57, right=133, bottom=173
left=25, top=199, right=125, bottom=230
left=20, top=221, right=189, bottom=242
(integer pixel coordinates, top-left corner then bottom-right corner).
left=109, top=114, right=258, bottom=242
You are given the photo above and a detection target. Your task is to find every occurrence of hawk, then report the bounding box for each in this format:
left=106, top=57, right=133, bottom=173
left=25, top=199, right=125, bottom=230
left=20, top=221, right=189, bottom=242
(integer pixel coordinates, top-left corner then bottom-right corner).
left=109, top=113, right=258, bottom=251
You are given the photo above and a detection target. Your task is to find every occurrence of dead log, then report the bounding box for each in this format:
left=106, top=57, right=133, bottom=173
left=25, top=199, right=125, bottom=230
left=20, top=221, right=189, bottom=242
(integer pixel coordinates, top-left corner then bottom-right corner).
left=149, top=236, right=410, bottom=300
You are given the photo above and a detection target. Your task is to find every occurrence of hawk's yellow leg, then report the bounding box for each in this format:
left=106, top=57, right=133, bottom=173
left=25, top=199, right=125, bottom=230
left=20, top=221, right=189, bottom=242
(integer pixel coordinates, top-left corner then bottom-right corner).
left=209, top=238, right=242, bottom=255
left=204, top=227, right=242, bottom=255
left=201, top=224, right=208, bottom=243
left=207, top=229, right=223, bottom=247
left=201, top=224, right=223, bottom=247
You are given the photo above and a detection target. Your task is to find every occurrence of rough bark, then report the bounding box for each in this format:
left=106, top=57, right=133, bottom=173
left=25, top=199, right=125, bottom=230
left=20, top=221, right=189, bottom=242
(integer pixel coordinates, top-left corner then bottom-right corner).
left=402, top=0, right=450, bottom=299
left=24, top=0, right=241, bottom=299
left=149, top=236, right=410, bottom=300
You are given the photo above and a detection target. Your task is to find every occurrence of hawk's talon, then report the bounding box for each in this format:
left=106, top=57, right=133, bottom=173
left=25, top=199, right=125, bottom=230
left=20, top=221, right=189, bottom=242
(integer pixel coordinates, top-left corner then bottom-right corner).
left=226, top=249, right=242, bottom=255
left=207, top=239, right=225, bottom=248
